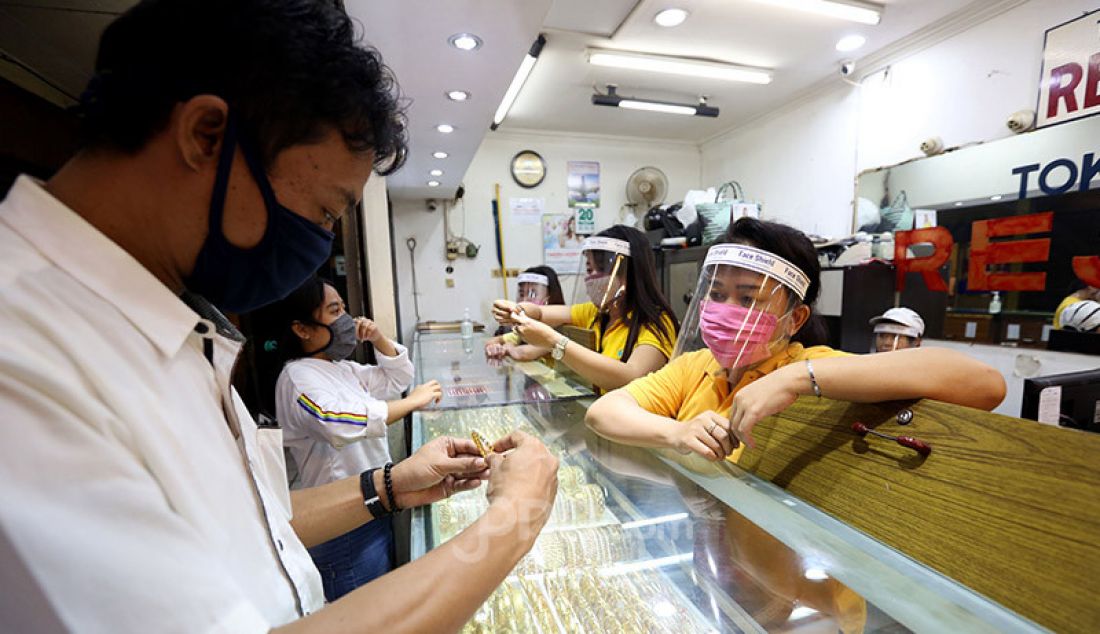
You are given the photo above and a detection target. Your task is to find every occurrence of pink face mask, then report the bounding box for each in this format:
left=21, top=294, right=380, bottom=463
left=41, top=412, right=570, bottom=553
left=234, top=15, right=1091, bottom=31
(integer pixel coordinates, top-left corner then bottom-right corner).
left=699, top=301, right=780, bottom=368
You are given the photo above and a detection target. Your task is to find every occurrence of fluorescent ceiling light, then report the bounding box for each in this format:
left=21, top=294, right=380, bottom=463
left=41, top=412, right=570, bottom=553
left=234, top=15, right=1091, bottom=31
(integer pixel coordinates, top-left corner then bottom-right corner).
left=620, top=100, right=697, bottom=116
left=587, top=49, right=771, bottom=84
left=654, top=8, right=689, bottom=27
left=427, top=180, right=441, bottom=187
left=835, top=34, right=866, bottom=52
left=990, top=195, right=1003, bottom=201
left=435, top=124, right=454, bottom=134
left=429, top=169, right=443, bottom=177
left=448, top=33, right=482, bottom=51
left=432, top=151, right=448, bottom=159
left=492, top=34, right=546, bottom=130
left=592, top=86, right=719, bottom=118
left=749, top=0, right=882, bottom=25
left=446, top=90, right=470, bottom=101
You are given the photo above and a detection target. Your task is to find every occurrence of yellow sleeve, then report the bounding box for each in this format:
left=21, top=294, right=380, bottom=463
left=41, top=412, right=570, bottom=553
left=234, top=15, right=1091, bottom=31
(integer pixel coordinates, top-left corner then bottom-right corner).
left=624, top=353, right=692, bottom=419
left=795, top=345, right=850, bottom=360
left=502, top=331, right=521, bottom=345
left=632, top=314, right=677, bottom=359
left=570, top=302, right=598, bottom=329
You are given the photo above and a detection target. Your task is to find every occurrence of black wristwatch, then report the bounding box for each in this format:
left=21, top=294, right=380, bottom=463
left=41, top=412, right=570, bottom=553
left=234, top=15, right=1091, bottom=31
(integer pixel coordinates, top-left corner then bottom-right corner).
left=359, top=468, right=392, bottom=518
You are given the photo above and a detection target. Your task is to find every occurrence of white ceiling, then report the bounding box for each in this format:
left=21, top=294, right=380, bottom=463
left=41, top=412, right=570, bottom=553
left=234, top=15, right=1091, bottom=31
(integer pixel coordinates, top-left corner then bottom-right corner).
left=503, top=0, right=976, bottom=142
left=1, top=0, right=988, bottom=201
left=346, top=0, right=553, bottom=200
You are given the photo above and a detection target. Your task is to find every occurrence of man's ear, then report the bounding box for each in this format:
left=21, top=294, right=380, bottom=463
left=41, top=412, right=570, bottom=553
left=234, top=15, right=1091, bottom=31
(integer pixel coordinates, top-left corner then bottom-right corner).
left=174, top=95, right=230, bottom=172
left=789, top=304, right=811, bottom=336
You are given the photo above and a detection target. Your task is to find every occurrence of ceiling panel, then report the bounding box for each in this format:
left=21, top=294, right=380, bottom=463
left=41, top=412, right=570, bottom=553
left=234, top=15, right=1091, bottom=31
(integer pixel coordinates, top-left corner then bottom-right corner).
left=503, top=0, right=976, bottom=141
left=346, top=0, right=554, bottom=200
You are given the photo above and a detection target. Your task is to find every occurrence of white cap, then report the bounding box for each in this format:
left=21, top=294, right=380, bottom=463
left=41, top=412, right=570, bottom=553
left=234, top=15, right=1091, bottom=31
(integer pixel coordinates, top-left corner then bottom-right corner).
left=1062, top=300, right=1100, bottom=332
left=870, top=307, right=925, bottom=338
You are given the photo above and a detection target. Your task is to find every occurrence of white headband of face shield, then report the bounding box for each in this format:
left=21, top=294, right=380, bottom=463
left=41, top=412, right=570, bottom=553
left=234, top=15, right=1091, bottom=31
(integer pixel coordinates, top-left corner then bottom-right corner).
left=703, top=244, right=810, bottom=301
left=873, top=322, right=922, bottom=339
left=516, top=273, right=549, bottom=286
left=581, top=236, right=632, bottom=257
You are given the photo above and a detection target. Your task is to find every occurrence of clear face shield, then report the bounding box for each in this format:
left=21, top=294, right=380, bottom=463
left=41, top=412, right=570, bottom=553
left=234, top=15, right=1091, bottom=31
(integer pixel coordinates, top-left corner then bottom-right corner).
left=516, top=272, right=551, bottom=305
left=672, top=244, right=811, bottom=371
left=570, top=236, right=632, bottom=315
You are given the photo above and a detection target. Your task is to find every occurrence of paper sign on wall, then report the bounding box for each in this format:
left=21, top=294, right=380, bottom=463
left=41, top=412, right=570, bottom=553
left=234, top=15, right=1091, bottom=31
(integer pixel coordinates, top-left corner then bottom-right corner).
left=567, top=161, right=600, bottom=209
left=543, top=214, right=583, bottom=275
left=510, top=197, right=544, bottom=226
left=574, top=207, right=595, bottom=234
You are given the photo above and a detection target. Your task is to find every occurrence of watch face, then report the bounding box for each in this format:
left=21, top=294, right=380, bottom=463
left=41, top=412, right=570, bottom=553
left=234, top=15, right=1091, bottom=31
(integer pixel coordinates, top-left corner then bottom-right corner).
left=511, top=150, right=546, bottom=188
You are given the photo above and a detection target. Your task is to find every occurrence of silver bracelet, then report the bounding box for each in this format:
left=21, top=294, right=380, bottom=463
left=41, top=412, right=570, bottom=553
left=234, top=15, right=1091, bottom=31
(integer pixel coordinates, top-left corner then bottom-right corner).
left=805, top=360, right=822, bottom=398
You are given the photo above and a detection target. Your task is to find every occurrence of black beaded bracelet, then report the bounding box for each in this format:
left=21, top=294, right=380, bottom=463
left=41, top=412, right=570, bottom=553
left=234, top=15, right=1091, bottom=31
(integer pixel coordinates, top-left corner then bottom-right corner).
left=383, top=462, right=399, bottom=513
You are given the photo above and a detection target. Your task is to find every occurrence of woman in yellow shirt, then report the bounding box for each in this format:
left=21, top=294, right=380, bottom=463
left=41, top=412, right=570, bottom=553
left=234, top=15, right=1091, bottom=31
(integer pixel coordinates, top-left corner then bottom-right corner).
left=484, top=266, right=565, bottom=361
left=586, top=218, right=1006, bottom=461
left=491, top=225, right=679, bottom=392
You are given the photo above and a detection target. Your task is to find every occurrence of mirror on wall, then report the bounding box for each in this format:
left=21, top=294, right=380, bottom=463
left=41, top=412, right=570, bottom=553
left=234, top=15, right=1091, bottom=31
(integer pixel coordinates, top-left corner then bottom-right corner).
left=853, top=116, right=1100, bottom=354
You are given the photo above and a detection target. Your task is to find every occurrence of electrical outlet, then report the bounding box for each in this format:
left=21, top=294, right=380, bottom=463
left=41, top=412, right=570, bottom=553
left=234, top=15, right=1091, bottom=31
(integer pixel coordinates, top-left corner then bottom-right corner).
left=491, top=268, right=522, bottom=278
left=445, top=278, right=455, bottom=288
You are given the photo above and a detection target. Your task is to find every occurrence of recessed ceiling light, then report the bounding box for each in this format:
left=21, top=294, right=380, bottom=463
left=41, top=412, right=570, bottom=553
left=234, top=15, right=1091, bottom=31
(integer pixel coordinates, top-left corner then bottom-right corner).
left=427, top=180, right=441, bottom=187
left=436, top=124, right=454, bottom=134
left=446, top=90, right=470, bottom=101
left=654, top=8, right=689, bottom=27
left=432, top=151, right=449, bottom=159
left=429, top=169, right=443, bottom=177
left=954, top=201, right=964, bottom=206
left=990, top=195, right=1003, bottom=201
left=448, top=33, right=482, bottom=51
left=835, top=34, right=866, bottom=52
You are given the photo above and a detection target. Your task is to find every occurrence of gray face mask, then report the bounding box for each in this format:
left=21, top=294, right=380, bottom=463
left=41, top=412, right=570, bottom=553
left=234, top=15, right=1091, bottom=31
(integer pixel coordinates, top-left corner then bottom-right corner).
left=318, top=313, right=358, bottom=361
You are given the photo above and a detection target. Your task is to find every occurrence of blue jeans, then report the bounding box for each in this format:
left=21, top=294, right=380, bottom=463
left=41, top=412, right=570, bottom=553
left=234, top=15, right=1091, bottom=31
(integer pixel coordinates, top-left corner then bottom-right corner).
left=308, top=516, right=394, bottom=602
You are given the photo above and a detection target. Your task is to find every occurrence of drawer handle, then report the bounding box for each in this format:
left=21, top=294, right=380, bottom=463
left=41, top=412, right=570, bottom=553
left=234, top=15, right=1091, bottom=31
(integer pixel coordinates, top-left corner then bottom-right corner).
left=852, top=422, right=932, bottom=457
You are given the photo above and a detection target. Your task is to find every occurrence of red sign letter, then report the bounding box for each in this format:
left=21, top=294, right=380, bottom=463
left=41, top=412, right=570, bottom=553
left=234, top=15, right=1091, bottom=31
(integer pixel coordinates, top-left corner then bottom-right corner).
left=968, top=212, right=1052, bottom=292
left=1048, top=62, right=1083, bottom=119
left=1073, top=255, right=1100, bottom=288
left=1086, top=53, right=1100, bottom=109
left=894, top=227, right=953, bottom=292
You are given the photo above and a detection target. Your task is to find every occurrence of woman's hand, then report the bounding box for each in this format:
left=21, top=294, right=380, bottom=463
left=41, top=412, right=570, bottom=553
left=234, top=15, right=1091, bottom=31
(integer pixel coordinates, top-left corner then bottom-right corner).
left=354, top=317, right=385, bottom=344
left=390, top=436, right=489, bottom=509
left=512, top=313, right=560, bottom=349
left=485, top=341, right=508, bottom=359
left=491, top=300, right=542, bottom=325
left=671, top=411, right=738, bottom=461
left=728, top=363, right=801, bottom=449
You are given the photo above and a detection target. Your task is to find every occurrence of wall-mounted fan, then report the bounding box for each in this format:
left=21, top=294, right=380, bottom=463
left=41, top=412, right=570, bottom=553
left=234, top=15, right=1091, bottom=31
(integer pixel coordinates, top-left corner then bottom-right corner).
left=622, top=166, right=668, bottom=226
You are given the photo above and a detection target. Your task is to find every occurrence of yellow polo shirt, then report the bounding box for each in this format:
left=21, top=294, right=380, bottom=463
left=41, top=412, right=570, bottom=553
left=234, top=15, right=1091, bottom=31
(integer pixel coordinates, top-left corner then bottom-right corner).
left=625, top=343, right=847, bottom=462
left=569, top=302, right=676, bottom=361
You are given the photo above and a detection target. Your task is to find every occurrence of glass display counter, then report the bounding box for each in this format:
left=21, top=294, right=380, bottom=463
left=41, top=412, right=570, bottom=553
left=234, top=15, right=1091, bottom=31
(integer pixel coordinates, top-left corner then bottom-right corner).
left=407, top=337, right=1044, bottom=633
left=412, top=331, right=593, bottom=410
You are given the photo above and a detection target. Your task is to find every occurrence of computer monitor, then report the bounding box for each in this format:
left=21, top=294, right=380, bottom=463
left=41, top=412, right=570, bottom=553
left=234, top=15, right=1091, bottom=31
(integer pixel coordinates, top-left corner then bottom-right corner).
left=1021, top=368, right=1100, bottom=431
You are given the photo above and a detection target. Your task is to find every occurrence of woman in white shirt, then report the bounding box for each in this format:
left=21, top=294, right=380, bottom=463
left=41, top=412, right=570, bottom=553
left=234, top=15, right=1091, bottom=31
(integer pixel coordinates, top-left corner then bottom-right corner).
left=271, top=275, right=441, bottom=601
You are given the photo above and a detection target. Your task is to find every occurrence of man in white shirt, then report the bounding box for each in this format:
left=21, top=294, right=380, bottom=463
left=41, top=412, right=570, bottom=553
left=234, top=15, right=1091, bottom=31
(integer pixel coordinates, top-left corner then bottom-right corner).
left=0, top=0, right=558, bottom=632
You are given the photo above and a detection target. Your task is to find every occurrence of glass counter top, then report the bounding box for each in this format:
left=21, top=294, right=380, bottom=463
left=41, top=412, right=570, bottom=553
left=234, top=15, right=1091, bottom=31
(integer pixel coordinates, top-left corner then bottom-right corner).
left=412, top=331, right=593, bottom=410
left=409, top=398, right=1044, bottom=634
